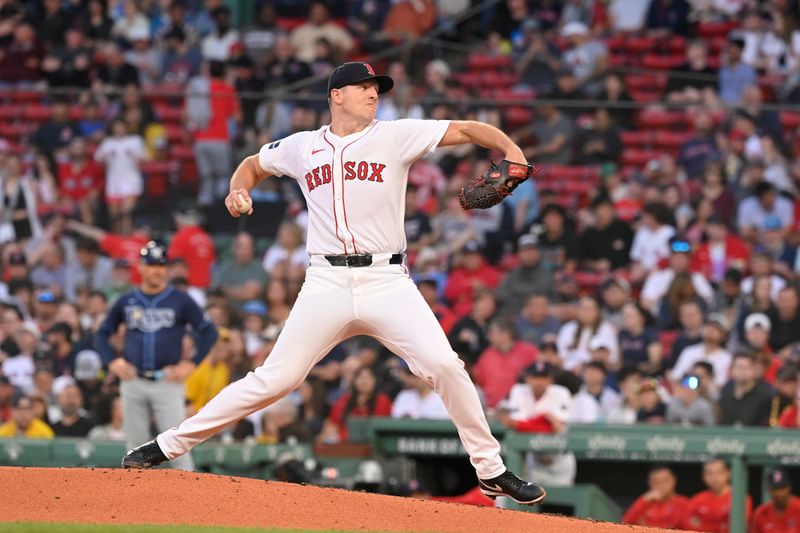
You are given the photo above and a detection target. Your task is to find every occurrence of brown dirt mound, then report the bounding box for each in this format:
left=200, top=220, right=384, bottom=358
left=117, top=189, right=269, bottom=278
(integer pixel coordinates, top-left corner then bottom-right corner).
left=0, top=467, right=668, bottom=532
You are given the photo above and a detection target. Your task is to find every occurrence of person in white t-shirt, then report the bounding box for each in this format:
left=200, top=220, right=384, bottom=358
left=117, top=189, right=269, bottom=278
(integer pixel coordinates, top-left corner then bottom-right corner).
left=630, top=203, right=676, bottom=282
left=391, top=361, right=448, bottom=420
left=94, top=119, right=146, bottom=235
left=640, top=237, right=714, bottom=316
left=556, top=296, right=620, bottom=371
left=261, top=221, right=309, bottom=279
left=499, top=362, right=575, bottom=487
left=671, top=313, right=733, bottom=388
left=2, top=321, right=40, bottom=395
left=570, top=361, right=621, bottom=424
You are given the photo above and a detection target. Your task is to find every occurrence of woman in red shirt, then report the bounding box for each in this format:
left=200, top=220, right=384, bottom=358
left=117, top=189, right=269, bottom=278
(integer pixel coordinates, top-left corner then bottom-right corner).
left=321, top=366, right=392, bottom=442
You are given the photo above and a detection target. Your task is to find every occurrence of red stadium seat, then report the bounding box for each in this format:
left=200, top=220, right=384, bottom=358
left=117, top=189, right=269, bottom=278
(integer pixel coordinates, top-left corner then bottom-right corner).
left=627, top=36, right=658, bottom=54
left=780, top=111, right=800, bottom=130
left=642, top=54, right=684, bottom=70
left=637, top=109, right=686, bottom=129
left=667, top=36, right=687, bottom=54
left=696, top=20, right=739, bottom=38
left=504, top=107, right=533, bottom=129
left=22, top=104, right=52, bottom=123
left=481, top=71, right=519, bottom=89
left=621, top=148, right=658, bottom=167
left=154, top=103, right=184, bottom=124
left=630, top=90, right=662, bottom=103
left=621, top=130, right=654, bottom=148
left=654, top=130, right=692, bottom=150
left=467, top=53, right=512, bottom=71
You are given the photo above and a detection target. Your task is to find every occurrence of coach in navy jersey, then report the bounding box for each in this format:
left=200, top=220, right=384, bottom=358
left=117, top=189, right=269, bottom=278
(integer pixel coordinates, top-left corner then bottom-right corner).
left=96, top=240, right=217, bottom=470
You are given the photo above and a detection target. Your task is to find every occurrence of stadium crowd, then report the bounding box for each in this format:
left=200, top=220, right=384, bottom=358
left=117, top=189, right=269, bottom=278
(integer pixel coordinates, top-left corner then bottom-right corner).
left=2, top=0, right=800, bottom=525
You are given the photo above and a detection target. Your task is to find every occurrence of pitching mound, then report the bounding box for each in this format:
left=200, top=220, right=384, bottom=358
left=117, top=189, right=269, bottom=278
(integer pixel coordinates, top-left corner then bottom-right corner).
left=0, top=467, right=666, bottom=532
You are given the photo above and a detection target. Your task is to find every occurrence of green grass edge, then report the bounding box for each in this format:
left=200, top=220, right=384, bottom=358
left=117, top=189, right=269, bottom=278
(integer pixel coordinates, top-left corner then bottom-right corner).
left=0, top=523, right=388, bottom=533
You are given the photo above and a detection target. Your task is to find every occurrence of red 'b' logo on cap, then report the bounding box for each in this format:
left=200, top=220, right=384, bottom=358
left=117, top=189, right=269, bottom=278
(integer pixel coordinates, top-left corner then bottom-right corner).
left=364, top=63, right=375, bottom=75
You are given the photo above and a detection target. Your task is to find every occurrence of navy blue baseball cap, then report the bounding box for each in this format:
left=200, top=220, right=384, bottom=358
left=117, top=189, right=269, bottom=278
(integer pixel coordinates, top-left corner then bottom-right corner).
left=139, top=240, right=168, bottom=265
left=767, top=467, right=791, bottom=489
left=327, top=62, right=394, bottom=95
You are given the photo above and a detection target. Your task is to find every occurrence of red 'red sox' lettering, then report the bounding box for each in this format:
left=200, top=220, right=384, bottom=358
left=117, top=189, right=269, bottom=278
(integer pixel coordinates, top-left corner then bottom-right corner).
left=306, top=161, right=385, bottom=192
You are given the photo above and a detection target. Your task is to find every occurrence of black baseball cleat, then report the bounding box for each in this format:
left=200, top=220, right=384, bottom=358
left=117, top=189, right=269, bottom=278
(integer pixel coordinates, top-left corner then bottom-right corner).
left=478, top=470, right=547, bottom=505
left=121, top=440, right=168, bottom=469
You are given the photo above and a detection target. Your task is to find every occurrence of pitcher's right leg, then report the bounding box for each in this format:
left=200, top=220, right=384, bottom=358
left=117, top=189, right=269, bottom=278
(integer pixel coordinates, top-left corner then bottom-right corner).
left=155, top=266, right=354, bottom=460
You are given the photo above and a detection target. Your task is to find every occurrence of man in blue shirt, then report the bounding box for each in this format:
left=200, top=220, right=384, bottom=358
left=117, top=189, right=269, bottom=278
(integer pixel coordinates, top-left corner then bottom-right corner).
left=719, top=34, right=757, bottom=104
left=96, top=240, right=217, bottom=470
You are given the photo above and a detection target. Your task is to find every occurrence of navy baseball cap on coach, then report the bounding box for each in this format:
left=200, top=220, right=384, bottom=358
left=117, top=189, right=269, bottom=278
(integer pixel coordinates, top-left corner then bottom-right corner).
left=139, top=240, right=168, bottom=265
left=327, top=62, right=394, bottom=95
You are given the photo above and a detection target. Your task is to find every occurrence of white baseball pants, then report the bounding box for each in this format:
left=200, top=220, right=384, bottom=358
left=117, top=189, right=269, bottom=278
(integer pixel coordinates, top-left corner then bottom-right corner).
left=157, top=254, right=506, bottom=479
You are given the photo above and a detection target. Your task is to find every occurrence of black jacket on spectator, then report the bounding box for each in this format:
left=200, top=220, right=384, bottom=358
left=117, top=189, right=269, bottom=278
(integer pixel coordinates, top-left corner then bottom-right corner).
left=666, top=63, right=717, bottom=94
left=580, top=219, right=632, bottom=270
left=52, top=416, right=95, bottom=437
left=766, top=310, right=800, bottom=352
left=448, top=316, right=489, bottom=365
left=718, top=380, right=775, bottom=426
left=668, top=333, right=702, bottom=367
left=97, top=61, right=140, bottom=87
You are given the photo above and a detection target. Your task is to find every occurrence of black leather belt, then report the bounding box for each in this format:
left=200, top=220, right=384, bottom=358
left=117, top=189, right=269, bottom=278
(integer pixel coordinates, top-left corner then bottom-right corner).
left=324, top=253, right=404, bottom=267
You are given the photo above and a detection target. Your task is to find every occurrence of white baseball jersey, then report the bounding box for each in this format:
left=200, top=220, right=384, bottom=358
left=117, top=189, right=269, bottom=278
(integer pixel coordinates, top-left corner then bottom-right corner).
left=258, top=119, right=450, bottom=255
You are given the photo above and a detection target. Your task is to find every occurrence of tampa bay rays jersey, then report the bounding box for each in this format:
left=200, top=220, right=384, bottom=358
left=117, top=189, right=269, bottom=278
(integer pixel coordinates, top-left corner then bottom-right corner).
left=98, top=286, right=213, bottom=370
left=258, top=119, right=450, bottom=255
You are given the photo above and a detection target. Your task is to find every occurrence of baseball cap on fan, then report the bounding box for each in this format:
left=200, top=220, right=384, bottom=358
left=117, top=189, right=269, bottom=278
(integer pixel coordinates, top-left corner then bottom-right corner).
left=327, top=62, right=394, bottom=95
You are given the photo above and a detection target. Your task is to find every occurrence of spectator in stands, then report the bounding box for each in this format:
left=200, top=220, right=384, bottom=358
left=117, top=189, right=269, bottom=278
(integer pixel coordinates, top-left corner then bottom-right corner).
left=495, top=234, right=554, bottom=317
left=95, top=42, right=140, bottom=88
left=261, top=221, right=307, bottom=284
left=519, top=103, right=574, bottom=165
left=672, top=313, right=733, bottom=388
left=687, top=459, right=752, bottom=531
left=641, top=237, right=714, bottom=318
left=33, top=289, right=60, bottom=332
left=319, top=365, right=392, bottom=443
left=666, top=373, right=716, bottom=426
left=0, top=306, right=23, bottom=360
left=619, top=302, right=663, bottom=376
left=473, top=317, right=538, bottom=409
left=290, top=2, right=353, bottom=63
left=382, top=0, right=436, bottom=42
left=514, top=295, right=558, bottom=348
left=623, top=465, right=689, bottom=528
left=51, top=383, right=93, bottom=436
left=570, top=361, right=621, bottom=424
left=124, top=29, right=161, bottom=88
left=692, top=360, right=719, bottom=403
left=636, top=378, right=667, bottom=423
left=513, top=20, right=559, bottom=95
left=32, top=99, right=79, bottom=160
left=767, top=287, right=800, bottom=352
left=42, top=26, right=92, bottom=88
left=242, top=2, right=282, bottom=65
left=46, top=322, right=77, bottom=376
left=0, top=395, right=54, bottom=438
left=30, top=244, right=68, bottom=298
left=757, top=216, right=796, bottom=278
left=667, top=39, right=718, bottom=104
left=597, top=72, right=634, bottom=125
left=448, top=290, right=494, bottom=367
left=751, top=468, right=800, bottom=533
left=404, top=184, right=434, bottom=259
left=678, top=112, right=721, bottom=180
left=111, top=0, right=150, bottom=45
left=630, top=202, right=676, bottom=281
left=0, top=376, right=15, bottom=423
left=391, top=361, right=448, bottom=420
left=718, top=352, right=774, bottom=426
left=94, top=118, right=146, bottom=235
left=161, top=26, right=201, bottom=86
left=741, top=253, right=787, bottom=303
left=255, top=396, right=311, bottom=444
left=547, top=68, right=589, bottom=119
left=646, top=0, right=690, bottom=36
left=769, top=364, right=796, bottom=427
left=200, top=5, right=239, bottom=61
left=168, top=208, right=216, bottom=290
left=443, top=242, right=501, bottom=317
left=600, top=278, right=630, bottom=331
left=185, top=327, right=231, bottom=414
left=57, top=138, right=104, bottom=225
left=189, top=60, right=241, bottom=206
left=557, top=295, right=619, bottom=372
left=2, top=321, right=38, bottom=394
left=719, top=33, right=758, bottom=104
left=416, top=278, right=456, bottom=335
left=690, top=215, right=749, bottom=285
left=532, top=204, right=580, bottom=273
left=560, top=21, right=608, bottom=92
left=0, top=22, right=43, bottom=85
left=211, top=232, right=268, bottom=307
left=87, top=394, right=124, bottom=440
left=607, top=366, right=641, bottom=424
left=0, top=154, right=43, bottom=246
left=575, top=107, right=621, bottom=164
left=735, top=312, right=774, bottom=369
left=580, top=196, right=633, bottom=272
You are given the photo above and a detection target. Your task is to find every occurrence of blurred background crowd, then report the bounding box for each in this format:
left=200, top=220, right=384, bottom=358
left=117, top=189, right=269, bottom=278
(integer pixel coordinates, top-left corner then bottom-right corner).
left=3, top=0, right=800, bottom=509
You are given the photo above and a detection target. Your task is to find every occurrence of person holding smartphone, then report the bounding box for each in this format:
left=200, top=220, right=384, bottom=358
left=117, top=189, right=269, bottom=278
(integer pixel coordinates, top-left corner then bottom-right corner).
left=666, top=374, right=716, bottom=426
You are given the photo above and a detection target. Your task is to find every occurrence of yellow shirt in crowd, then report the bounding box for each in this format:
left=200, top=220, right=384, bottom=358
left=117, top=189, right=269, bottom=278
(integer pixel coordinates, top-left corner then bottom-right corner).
left=185, top=359, right=230, bottom=412
left=0, top=419, right=55, bottom=439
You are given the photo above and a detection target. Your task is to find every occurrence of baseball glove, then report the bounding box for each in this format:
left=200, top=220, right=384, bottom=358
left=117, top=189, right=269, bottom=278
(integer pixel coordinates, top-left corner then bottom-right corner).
left=458, top=159, right=535, bottom=210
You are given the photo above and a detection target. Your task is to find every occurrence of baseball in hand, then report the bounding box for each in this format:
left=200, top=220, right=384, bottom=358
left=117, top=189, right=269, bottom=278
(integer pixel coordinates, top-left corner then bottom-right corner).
left=235, top=192, right=252, bottom=214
